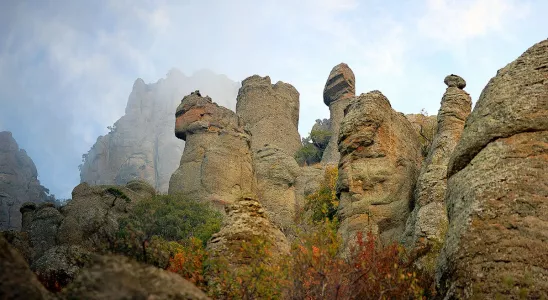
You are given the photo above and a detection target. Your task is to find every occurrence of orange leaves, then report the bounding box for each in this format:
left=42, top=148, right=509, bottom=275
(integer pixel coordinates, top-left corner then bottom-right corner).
left=165, top=237, right=207, bottom=287
left=290, top=225, right=434, bottom=299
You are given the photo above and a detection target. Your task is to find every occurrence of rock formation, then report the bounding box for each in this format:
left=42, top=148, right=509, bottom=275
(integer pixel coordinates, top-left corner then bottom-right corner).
left=252, top=146, right=301, bottom=231
left=0, top=235, right=52, bottom=300
left=16, top=181, right=153, bottom=269
left=60, top=254, right=210, bottom=300
left=337, top=91, right=422, bottom=249
left=80, top=69, right=240, bottom=193
left=168, top=92, right=255, bottom=207
left=436, top=39, right=548, bottom=298
left=236, top=75, right=301, bottom=156
left=402, top=74, right=472, bottom=272
left=207, top=197, right=290, bottom=266
left=0, top=131, right=49, bottom=231
left=232, top=76, right=302, bottom=229
left=322, top=63, right=356, bottom=164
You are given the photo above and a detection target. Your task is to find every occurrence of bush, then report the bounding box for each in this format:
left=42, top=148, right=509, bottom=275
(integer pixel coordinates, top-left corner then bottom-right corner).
left=112, top=194, right=222, bottom=267
left=416, top=109, right=437, bottom=157
left=305, top=166, right=339, bottom=222
left=207, top=237, right=290, bottom=300
left=295, top=137, right=323, bottom=166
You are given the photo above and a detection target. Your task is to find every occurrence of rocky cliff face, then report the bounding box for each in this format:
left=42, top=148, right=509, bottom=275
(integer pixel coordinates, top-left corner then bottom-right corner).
left=79, top=69, right=240, bottom=193
left=436, top=39, right=548, bottom=298
left=337, top=91, right=422, bottom=249
left=402, top=74, right=472, bottom=272
left=0, top=131, right=49, bottom=230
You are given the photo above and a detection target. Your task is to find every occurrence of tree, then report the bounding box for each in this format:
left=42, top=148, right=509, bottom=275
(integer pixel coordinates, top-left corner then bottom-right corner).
left=114, top=194, right=222, bottom=266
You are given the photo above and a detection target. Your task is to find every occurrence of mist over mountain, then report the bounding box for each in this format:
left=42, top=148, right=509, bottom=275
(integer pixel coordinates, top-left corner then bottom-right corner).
left=79, top=69, right=240, bottom=192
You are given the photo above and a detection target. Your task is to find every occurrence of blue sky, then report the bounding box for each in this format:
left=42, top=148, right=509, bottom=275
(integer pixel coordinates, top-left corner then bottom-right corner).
left=0, top=0, right=546, bottom=199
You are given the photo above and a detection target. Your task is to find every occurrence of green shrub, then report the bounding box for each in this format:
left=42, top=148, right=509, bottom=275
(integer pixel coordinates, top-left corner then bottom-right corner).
left=295, top=138, right=322, bottom=166
left=113, top=194, right=222, bottom=266
left=305, top=166, right=339, bottom=222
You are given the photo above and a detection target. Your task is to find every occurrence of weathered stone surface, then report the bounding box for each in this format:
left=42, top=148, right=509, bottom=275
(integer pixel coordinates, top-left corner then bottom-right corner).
left=402, top=74, right=472, bottom=272
left=32, top=245, right=93, bottom=292
left=168, top=93, right=255, bottom=208
left=1, top=230, right=32, bottom=263
left=61, top=254, right=210, bottom=300
left=443, top=74, right=466, bottom=89
left=322, top=63, right=356, bottom=163
left=253, top=146, right=301, bottom=232
left=337, top=91, right=422, bottom=248
left=295, top=165, right=324, bottom=209
left=236, top=75, right=301, bottom=156
left=207, top=197, right=290, bottom=266
left=29, top=204, right=64, bottom=261
left=0, top=131, right=49, bottom=230
left=0, top=235, right=52, bottom=300
left=437, top=39, right=548, bottom=299
left=57, top=182, right=151, bottom=250
left=80, top=69, right=240, bottom=193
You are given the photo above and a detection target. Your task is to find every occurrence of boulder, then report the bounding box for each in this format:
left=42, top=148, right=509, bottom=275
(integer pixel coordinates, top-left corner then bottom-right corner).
left=436, top=39, right=548, bottom=299
left=29, top=204, right=64, bottom=261
left=31, top=245, right=93, bottom=292
left=337, top=91, right=422, bottom=249
left=236, top=75, right=301, bottom=156
left=207, top=197, right=290, bottom=266
left=56, top=182, right=150, bottom=250
left=60, top=254, right=210, bottom=300
left=322, top=63, right=356, bottom=163
left=401, top=74, right=472, bottom=272
left=0, top=235, right=52, bottom=300
left=168, top=92, right=255, bottom=208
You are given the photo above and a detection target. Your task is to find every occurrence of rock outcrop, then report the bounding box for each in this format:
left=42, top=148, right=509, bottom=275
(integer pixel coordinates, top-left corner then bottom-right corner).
left=207, top=197, right=290, bottom=266
left=0, top=235, right=52, bottom=300
left=337, top=91, right=422, bottom=249
left=61, top=254, right=210, bottom=300
left=402, top=74, right=472, bottom=272
left=236, top=75, right=301, bottom=156
left=0, top=131, right=49, bottom=230
left=17, top=181, right=152, bottom=268
left=80, top=69, right=239, bottom=193
left=322, top=63, right=356, bottom=164
left=253, top=146, right=301, bottom=231
left=235, top=75, right=302, bottom=230
left=436, top=39, right=548, bottom=298
left=168, top=92, right=255, bottom=207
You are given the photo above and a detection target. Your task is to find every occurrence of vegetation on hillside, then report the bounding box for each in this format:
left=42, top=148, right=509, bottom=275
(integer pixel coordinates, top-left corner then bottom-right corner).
left=295, top=119, right=332, bottom=166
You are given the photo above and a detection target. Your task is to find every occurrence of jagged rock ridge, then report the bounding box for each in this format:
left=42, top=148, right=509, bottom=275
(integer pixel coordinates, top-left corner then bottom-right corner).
left=0, top=131, right=50, bottom=230
left=79, top=69, right=240, bottom=193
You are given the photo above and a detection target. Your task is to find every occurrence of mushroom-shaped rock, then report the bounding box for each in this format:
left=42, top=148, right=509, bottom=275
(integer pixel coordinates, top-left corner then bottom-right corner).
left=169, top=93, right=256, bottom=208
left=443, top=74, right=466, bottom=89
left=322, top=63, right=356, bottom=164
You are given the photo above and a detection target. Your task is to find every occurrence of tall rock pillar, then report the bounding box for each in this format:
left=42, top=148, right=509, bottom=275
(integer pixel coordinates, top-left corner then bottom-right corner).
left=236, top=76, right=301, bottom=231
left=401, top=74, right=472, bottom=272
left=168, top=91, right=255, bottom=208
left=321, top=63, right=356, bottom=164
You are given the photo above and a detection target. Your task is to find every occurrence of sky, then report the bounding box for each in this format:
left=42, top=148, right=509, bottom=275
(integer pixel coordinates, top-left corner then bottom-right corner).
left=0, top=0, right=546, bottom=199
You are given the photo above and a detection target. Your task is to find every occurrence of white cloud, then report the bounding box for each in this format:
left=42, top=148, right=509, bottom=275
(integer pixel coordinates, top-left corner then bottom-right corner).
left=418, top=0, right=530, bottom=46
